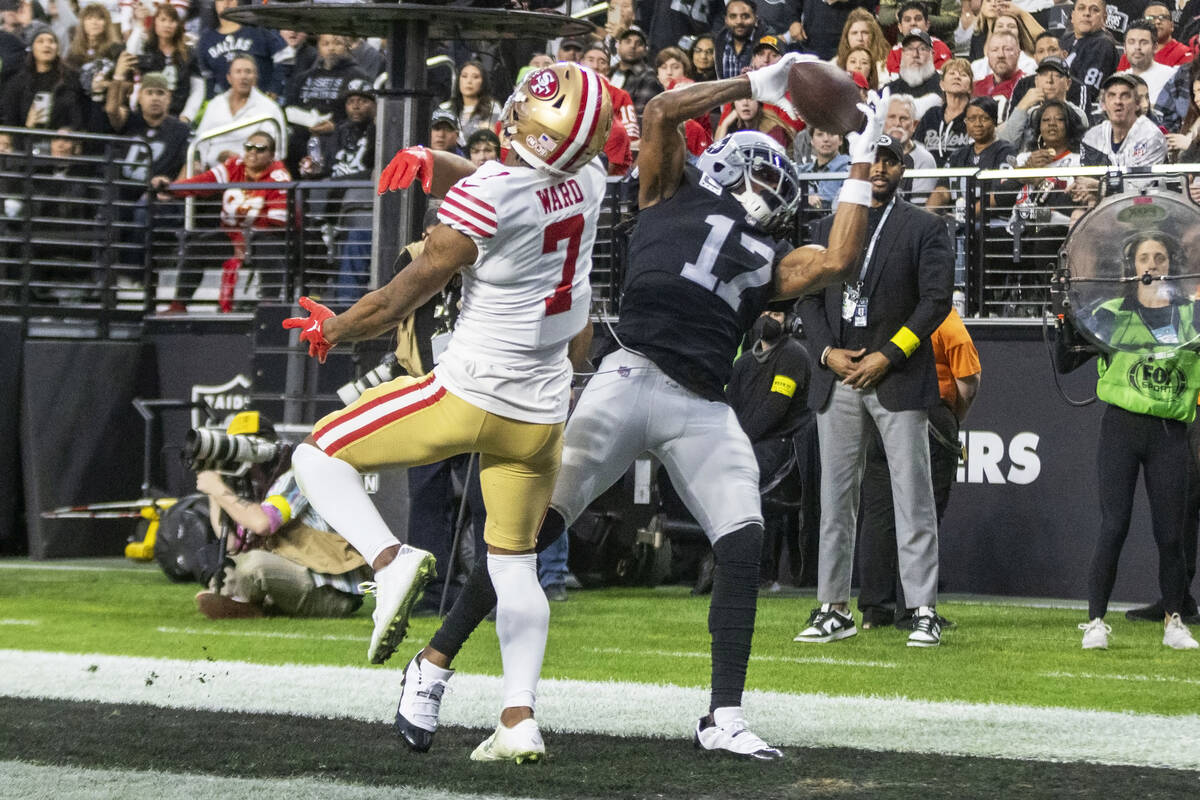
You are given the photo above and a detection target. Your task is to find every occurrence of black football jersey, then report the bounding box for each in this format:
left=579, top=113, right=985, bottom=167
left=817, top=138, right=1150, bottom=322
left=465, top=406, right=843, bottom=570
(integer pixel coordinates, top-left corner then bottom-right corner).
left=615, top=164, right=790, bottom=401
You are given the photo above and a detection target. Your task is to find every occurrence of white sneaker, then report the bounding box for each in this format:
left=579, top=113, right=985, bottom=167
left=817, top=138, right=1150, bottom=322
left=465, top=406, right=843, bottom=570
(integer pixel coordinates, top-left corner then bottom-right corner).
left=395, top=652, right=453, bottom=752
left=469, top=718, right=545, bottom=764
left=793, top=603, right=857, bottom=643
left=1164, top=613, right=1200, bottom=650
left=359, top=545, right=436, bottom=664
left=693, top=706, right=783, bottom=760
left=907, top=606, right=942, bottom=648
left=1079, top=617, right=1111, bottom=650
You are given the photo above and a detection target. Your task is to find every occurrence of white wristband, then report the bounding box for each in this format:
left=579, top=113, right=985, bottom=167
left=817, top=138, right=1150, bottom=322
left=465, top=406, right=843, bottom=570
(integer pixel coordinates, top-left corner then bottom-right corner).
left=837, top=178, right=872, bottom=208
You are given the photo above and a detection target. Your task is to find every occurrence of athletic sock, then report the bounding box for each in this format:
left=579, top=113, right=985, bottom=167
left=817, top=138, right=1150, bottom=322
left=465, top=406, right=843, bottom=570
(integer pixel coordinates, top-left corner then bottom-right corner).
left=291, top=442, right=400, bottom=567
left=708, top=524, right=763, bottom=712
left=489, top=552, right=549, bottom=711
left=427, top=507, right=567, bottom=662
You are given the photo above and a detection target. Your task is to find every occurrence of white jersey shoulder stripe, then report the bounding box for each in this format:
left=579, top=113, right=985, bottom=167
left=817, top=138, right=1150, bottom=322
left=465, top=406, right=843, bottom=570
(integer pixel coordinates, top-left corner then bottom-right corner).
left=439, top=200, right=498, bottom=239
left=444, top=187, right=500, bottom=227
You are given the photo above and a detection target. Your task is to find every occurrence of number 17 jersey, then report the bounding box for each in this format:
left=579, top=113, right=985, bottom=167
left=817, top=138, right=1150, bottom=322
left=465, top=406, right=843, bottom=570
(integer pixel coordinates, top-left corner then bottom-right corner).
left=436, top=158, right=607, bottom=424
left=616, top=164, right=790, bottom=401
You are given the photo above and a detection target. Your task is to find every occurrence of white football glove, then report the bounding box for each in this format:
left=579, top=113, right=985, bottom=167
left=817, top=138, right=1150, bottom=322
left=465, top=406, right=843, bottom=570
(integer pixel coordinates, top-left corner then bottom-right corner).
left=746, top=51, right=817, bottom=118
left=846, top=87, right=892, bottom=165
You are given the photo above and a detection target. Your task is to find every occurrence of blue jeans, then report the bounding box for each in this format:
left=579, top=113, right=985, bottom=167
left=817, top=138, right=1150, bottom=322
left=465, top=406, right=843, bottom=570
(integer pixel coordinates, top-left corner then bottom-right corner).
left=538, top=532, right=569, bottom=590
left=334, top=225, right=372, bottom=304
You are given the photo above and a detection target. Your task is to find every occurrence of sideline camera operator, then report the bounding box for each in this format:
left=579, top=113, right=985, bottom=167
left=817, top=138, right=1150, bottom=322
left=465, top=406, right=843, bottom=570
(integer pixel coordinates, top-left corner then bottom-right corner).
left=190, top=411, right=370, bottom=619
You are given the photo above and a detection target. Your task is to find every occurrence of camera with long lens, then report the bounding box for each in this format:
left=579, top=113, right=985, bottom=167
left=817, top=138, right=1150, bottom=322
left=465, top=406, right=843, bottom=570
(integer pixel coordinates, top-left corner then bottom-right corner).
left=337, top=353, right=400, bottom=406
left=183, top=428, right=283, bottom=476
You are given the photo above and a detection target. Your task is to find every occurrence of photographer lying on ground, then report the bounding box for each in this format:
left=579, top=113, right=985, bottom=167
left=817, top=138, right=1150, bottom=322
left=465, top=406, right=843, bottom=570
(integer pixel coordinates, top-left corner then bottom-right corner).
left=192, top=411, right=370, bottom=619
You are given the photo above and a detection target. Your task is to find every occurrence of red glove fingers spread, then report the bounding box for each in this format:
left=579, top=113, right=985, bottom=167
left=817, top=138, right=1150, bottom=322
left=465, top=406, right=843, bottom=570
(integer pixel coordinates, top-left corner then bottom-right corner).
left=282, top=296, right=335, bottom=363
left=377, top=146, right=434, bottom=195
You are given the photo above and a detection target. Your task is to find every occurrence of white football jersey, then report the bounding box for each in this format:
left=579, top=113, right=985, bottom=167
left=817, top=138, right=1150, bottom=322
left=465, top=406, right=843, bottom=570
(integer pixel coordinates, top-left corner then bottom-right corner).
left=435, top=157, right=607, bottom=423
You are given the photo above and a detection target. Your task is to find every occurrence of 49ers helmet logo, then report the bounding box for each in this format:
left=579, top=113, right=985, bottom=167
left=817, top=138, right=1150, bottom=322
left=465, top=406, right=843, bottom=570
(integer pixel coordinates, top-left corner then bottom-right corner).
left=528, top=69, right=560, bottom=100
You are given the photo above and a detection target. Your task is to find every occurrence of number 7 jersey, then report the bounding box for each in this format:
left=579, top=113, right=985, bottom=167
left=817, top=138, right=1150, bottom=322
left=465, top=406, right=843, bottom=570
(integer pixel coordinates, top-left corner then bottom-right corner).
left=435, top=157, right=608, bottom=424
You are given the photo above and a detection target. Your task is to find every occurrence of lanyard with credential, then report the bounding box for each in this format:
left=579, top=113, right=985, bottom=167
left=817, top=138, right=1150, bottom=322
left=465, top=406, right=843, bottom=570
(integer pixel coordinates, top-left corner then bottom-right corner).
left=854, top=197, right=896, bottom=292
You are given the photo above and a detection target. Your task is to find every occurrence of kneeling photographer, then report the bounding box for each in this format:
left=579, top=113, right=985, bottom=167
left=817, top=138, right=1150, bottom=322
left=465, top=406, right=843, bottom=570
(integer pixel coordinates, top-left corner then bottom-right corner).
left=188, top=411, right=370, bottom=620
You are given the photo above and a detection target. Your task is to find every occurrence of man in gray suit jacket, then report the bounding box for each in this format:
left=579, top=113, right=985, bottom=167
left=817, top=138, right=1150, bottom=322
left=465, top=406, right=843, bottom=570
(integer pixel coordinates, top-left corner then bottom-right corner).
left=794, top=134, right=954, bottom=647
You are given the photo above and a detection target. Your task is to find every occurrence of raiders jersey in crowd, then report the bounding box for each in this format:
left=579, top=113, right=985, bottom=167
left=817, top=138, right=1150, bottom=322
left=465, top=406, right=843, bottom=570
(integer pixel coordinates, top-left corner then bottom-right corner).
left=436, top=157, right=607, bottom=424
left=1059, top=31, right=1119, bottom=100
left=615, top=164, right=791, bottom=402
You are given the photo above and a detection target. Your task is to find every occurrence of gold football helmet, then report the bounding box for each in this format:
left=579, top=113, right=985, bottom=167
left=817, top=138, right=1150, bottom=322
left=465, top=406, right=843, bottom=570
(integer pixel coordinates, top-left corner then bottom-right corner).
left=500, top=62, right=613, bottom=175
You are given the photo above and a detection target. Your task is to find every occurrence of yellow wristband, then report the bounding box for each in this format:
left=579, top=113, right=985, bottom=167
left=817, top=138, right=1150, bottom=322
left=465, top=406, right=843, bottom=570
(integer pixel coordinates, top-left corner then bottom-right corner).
left=890, top=326, right=920, bottom=357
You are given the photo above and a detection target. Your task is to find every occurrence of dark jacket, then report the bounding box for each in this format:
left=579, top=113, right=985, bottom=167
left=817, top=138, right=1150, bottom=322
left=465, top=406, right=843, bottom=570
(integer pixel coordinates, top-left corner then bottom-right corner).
left=0, top=64, right=85, bottom=130
left=798, top=198, right=954, bottom=412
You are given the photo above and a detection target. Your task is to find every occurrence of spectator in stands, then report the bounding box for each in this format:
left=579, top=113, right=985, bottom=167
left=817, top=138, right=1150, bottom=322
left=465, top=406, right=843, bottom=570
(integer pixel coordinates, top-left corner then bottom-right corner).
left=1009, top=99, right=1085, bottom=253
left=275, top=29, right=317, bottom=94
left=193, top=53, right=287, bottom=169
left=887, top=93, right=938, bottom=205
left=714, top=97, right=794, bottom=148
left=886, top=1, right=953, bottom=77
left=999, top=56, right=1090, bottom=150
left=835, top=8, right=888, bottom=88
left=655, top=46, right=694, bottom=90
left=1010, top=32, right=1091, bottom=120
left=301, top=78, right=375, bottom=303
left=151, top=130, right=290, bottom=312
left=283, top=34, right=368, bottom=168
left=892, top=29, right=945, bottom=119
left=555, top=36, right=584, bottom=63
left=839, top=46, right=880, bottom=91
left=64, top=3, right=123, bottom=134
left=970, top=13, right=1039, bottom=81
left=714, top=0, right=766, bottom=80
left=1059, top=0, right=1119, bottom=105
left=465, top=128, right=500, bottom=166
left=1125, top=2, right=1197, bottom=67
left=198, top=0, right=286, bottom=97
left=0, top=2, right=25, bottom=83
left=1155, top=55, right=1200, bottom=130
left=2, top=0, right=74, bottom=50
left=799, top=126, right=848, bottom=210
left=349, top=37, right=383, bottom=79
left=957, top=0, right=1043, bottom=62
left=917, top=58, right=974, bottom=165
left=1166, top=66, right=1200, bottom=160
left=928, top=96, right=1017, bottom=209
left=690, top=33, right=718, bottom=82
left=1120, top=20, right=1178, bottom=107
left=439, top=60, right=502, bottom=147
left=1081, top=72, right=1168, bottom=166
left=611, top=25, right=663, bottom=118
left=126, top=3, right=204, bottom=123
left=797, top=0, right=873, bottom=61
left=583, top=41, right=641, bottom=146
left=974, top=31, right=1026, bottom=115
left=25, top=127, right=100, bottom=298
left=105, top=68, right=190, bottom=187
left=428, top=108, right=462, bottom=155
left=0, top=29, right=83, bottom=131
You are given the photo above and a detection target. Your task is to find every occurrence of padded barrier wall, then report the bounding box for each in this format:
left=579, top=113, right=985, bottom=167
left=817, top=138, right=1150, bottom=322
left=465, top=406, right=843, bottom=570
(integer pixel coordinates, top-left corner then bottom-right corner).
left=0, top=320, right=22, bottom=553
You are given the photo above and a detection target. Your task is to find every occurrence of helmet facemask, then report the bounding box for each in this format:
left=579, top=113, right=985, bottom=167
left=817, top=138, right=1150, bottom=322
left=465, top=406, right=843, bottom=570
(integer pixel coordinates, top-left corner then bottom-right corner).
left=697, top=131, right=801, bottom=236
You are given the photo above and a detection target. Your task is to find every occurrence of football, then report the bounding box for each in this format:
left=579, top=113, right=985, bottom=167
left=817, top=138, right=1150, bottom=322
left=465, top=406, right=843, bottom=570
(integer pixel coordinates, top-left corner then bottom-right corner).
left=786, top=60, right=867, bottom=136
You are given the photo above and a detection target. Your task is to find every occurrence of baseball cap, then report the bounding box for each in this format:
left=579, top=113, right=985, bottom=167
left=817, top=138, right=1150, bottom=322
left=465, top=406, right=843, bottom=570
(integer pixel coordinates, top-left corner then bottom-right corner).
left=140, top=72, right=170, bottom=92
left=1036, top=56, right=1070, bottom=77
left=1101, top=72, right=1140, bottom=92
left=559, top=37, right=584, bottom=51
left=618, top=25, right=647, bottom=43
left=901, top=29, right=933, bottom=50
left=754, top=34, right=782, bottom=55
left=342, top=78, right=376, bottom=101
left=431, top=108, right=459, bottom=129
left=875, top=134, right=906, bottom=163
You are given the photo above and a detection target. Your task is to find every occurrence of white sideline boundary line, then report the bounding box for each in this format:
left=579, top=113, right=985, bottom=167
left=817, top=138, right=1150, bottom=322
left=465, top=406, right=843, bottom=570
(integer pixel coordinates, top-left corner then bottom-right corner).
left=0, top=760, right=536, bottom=800
left=153, top=626, right=409, bottom=645
left=1, top=650, right=1198, bottom=771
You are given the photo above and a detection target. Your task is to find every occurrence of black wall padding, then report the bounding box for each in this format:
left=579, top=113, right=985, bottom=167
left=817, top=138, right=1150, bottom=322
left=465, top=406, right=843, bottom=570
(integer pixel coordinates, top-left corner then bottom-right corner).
left=0, top=320, right=23, bottom=554
left=21, top=340, right=157, bottom=558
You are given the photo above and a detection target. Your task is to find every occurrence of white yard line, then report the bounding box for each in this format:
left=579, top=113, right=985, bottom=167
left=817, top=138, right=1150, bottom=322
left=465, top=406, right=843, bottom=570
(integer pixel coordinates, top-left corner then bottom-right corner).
left=1041, top=670, right=1200, bottom=687
left=0, top=760, right=537, bottom=800
left=152, top=626, right=416, bottom=645
left=0, top=620, right=38, bottom=626
left=585, top=646, right=898, bottom=669
left=1, top=650, right=1197, bottom=771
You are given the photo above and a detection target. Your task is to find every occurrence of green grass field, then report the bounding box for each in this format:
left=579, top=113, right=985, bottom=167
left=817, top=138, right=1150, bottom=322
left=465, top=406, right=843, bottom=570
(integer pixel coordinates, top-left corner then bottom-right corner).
left=3, top=558, right=1199, bottom=800
left=1, top=558, right=1195, bottom=716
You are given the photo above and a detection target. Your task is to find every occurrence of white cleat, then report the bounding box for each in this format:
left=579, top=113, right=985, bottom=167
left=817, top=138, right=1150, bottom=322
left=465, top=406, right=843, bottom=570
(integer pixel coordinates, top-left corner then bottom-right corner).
left=693, top=706, right=783, bottom=761
left=1164, top=613, right=1200, bottom=650
left=1079, top=617, right=1111, bottom=650
left=360, top=545, right=436, bottom=665
left=469, top=718, right=546, bottom=764
left=395, top=652, right=453, bottom=752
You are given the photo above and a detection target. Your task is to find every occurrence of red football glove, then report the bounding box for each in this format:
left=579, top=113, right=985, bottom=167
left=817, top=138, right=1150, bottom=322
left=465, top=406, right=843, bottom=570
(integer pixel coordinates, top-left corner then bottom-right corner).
left=282, top=296, right=335, bottom=363
left=378, top=146, right=434, bottom=195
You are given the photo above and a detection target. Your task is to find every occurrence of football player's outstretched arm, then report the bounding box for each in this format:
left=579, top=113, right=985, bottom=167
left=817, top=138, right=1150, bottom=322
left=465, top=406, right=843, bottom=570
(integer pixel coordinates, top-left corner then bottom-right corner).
left=638, top=52, right=808, bottom=210
left=322, top=225, right=478, bottom=346
left=378, top=146, right=477, bottom=198
left=774, top=88, right=891, bottom=299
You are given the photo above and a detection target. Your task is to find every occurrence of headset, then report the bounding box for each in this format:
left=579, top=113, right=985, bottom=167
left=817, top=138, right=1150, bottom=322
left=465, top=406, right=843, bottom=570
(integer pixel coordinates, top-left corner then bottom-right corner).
left=1121, top=229, right=1181, bottom=281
